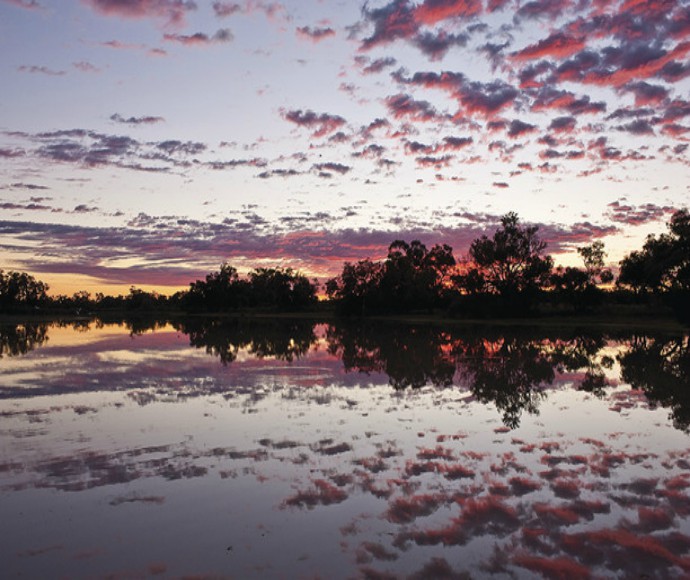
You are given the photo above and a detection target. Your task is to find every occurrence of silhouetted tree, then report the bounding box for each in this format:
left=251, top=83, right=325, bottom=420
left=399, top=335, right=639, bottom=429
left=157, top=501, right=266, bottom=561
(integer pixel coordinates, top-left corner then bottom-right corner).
left=0, top=270, right=49, bottom=311
left=618, top=209, right=690, bottom=293
left=454, top=213, right=553, bottom=314
left=325, top=259, right=385, bottom=315
left=248, top=267, right=318, bottom=311
left=550, top=241, right=613, bottom=311
left=326, top=241, right=455, bottom=314
left=126, top=287, right=167, bottom=311
left=184, top=263, right=249, bottom=311
left=618, top=209, right=690, bottom=321
left=379, top=240, right=455, bottom=312
left=180, top=264, right=316, bottom=312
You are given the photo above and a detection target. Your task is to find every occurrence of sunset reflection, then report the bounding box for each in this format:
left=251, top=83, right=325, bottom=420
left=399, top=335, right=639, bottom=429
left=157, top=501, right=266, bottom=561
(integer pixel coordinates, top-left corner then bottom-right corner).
left=1, top=320, right=689, bottom=578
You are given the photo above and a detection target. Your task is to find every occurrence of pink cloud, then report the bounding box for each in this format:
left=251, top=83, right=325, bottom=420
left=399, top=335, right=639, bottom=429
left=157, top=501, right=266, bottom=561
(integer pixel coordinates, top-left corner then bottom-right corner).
left=81, top=0, right=197, bottom=25
left=163, top=28, right=232, bottom=46
left=385, top=93, right=445, bottom=122
left=282, top=109, right=346, bottom=138
left=413, top=0, right=483, bottom=25
left=512, top=33, right=587, bottom=62
left=296, top=26, right=335, bottom=42
left=3, top=0, right=43, bottom=10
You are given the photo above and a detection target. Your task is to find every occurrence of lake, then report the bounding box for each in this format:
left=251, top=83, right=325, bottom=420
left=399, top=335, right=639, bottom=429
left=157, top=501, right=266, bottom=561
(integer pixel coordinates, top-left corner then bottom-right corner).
left=1, top=318, right=689, bottom=578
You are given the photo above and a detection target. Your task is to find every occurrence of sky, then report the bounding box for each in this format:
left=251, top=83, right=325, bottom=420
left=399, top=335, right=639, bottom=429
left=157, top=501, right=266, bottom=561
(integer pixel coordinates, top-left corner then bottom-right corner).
left=1, top=0, right=689, bottom=296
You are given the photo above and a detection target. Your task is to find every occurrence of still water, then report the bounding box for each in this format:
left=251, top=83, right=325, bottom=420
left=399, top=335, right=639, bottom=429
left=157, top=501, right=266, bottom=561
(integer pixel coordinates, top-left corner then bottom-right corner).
left=1, top=318, right=689, bottom=579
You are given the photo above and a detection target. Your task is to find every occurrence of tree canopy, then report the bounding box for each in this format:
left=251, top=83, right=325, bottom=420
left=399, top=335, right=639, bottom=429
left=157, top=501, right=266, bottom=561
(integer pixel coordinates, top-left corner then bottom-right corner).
left=618, top=209, right=690, bottom=293
left=0, top=270, right=49, bottom=311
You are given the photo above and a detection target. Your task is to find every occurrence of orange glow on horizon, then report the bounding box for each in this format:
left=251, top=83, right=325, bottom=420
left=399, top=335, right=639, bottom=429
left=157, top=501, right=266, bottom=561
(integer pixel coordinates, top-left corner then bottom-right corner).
left=41, top=273, right=188, bottom=298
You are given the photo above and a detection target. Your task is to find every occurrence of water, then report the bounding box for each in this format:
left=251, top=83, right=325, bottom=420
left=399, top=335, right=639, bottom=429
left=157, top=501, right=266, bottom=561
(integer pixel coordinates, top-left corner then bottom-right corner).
left=1, top=318, right=689, bottom=578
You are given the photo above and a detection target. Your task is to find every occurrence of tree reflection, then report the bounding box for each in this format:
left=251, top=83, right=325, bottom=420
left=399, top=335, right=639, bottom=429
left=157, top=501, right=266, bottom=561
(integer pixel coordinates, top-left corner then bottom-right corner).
left=0, top=323, right=49, bottom=357
left=325, top=324, right=630, bottom=428
left=326, top=323, right=456, bottom=389
left=175, top=318, right=317, bottom=365
left=549, top=335, right=614, bottom=397
left=455, top=337, right=555, bottom=429
left=619, top=335, right=690, bottom=432
left=2, top=317, right=689, bottom=432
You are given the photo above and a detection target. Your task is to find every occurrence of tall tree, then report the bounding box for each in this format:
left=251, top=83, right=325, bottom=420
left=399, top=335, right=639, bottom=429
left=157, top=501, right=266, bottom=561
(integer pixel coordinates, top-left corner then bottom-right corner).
left=455, top=213, right=553, bottom=309
left=380, top=240, right=455, bottom=312
left=550, top=241, right=613, bottom=311
left=325, top=259, right=384, bottom=315
left=0, top=270, right=49, bottom=311
left=618, top=209, right=690, bottom=293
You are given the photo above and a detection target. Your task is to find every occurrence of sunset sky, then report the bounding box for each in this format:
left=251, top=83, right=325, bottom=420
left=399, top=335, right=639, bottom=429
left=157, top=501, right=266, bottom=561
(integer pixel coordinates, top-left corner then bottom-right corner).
left=1, top=0, right=689, bottom=295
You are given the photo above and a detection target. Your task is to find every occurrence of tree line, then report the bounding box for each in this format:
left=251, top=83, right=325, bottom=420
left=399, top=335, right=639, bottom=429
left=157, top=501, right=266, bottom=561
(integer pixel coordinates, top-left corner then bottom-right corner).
left=0, top=208, right=688, bottom=320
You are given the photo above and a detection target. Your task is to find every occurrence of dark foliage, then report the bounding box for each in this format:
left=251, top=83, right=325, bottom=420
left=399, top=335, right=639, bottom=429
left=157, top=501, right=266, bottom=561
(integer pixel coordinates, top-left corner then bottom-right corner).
left=326, top=240, right=455, bottom=314
left=181, top=264, right=317, bottom=312
left=618, top=209, right=690, bottom=321
left=619, top=335, right=690, bottom=432
left=0, top=270, right=49, bottom=312
left=453, top=212, right=553, bottom=315
left=175, top=318, right=317, bottom=365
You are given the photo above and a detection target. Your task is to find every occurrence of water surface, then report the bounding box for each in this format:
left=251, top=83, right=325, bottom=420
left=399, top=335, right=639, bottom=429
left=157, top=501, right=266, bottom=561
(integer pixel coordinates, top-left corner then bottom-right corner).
left=1, top=319, right=689, bottom=578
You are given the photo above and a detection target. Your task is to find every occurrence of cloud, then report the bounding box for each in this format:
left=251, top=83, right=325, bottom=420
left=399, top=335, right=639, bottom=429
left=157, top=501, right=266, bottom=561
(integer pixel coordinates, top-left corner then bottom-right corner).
left=549, top=116, right=577, bottom=132
left=296, top=26, right=335, bottom=42
left=441, top=136, right=473, bottom=150
left=312, top=162, right=351, bottom=175
left=208, top=157, right=267, bottom=170
left=393, top=70, right=519, bottom=117
left=622, top=81, right=669, bottom=106
left=616, top=118, right=654, bottom=135
left=515, top=0, right=574, bottom=21
left=73, top=61, right=101, bottom=73
left=413, top=30, right=469, bottom=60
left=17, top=65, right=66, bottom=76
left=3, top=0, right=43, bottom=10
left=659, top=61, right=690, bottom=82
left=81, top=0, right=197, bottom=25
left=413, top=0, right=483, bottom=25
left=72, top=204, right=99, bottom=213
left=212, top=1, right=240, bottom=17
left=163, top=28, right=233, bottom=46
left=211, top=1, right=289, bottom=23
left=0, top=148, right=26, bottom=158
left=552, top=41, right=690, bottom=88
left=358, top=56, right=397, bottom=75
left=360, top=0, right=418, bottom=50
left=3, top=128, right=212, bottom=172
left=606, top=201, right=676, bottom=225
left=359, top=0, right=480, bottom=59
left=99, top=40, right=167, bottom=56
left=282, top=109, right=347, bottom=138
left=0, top=202, right=53, bottom=211
left=110, top=113, right=165, bottom=125
left=9, top=182, right=49, bottom=190
left=384, top=93, right=445, bottom=123
left=530, top=87, right=606, bottom=115
left=416, top=154, right=453, bottom=167
left=512, top=33, right=586, bottom=61
left=256, top=168, right=300, bottom=178
left=507, top=119, right=537, bottom=138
